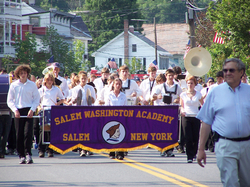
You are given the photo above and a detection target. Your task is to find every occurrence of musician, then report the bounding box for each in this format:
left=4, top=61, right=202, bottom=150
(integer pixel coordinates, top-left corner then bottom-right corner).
left=51, top=62, right=69, bottom=98
left=93, top=67, right=110, bottom=94
left=180, top=76, right=203, bottom=163
left=71, top=71, right=96, bottom=106
left=7, top=64, right=40, bottom=164
left=139, top=66, right=157, bottom=105
left=38, top=73, right=65, bottom=158
left=119, top=65, right=141, bottom=101
left=151, top=69, right=182, bottom=157
left=95, top=75, right=115, bottom=106
left=105, top=78, right=127, bottom=160
left=71, top=71, right=96, bottom=157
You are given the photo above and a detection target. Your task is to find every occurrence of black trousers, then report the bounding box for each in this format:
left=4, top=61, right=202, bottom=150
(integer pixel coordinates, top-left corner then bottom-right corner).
left=182, top=117, right=200, bottom=160
left=15, top=108, right=33, bottom=158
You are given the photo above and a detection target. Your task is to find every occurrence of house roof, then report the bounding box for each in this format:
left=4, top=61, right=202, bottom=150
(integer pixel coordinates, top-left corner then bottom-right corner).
left=92, top=31, right=172, bottom=57
left=71, top=26, right=92, bottom=39
left=71, top=16, right=92, bottom=38
left=29, top=5, right=47, bottom=13
left=142, top=23, right=189, bottom=55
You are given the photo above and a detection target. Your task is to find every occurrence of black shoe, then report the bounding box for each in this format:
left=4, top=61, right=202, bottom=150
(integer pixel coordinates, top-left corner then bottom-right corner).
left=48, top=152, right=54, bottom=157
left=166, top=150, right=175, bottom=157
left=124, top=152, right=128, bottom=156
left=19, top=157, right=26, bottom=164
left=187, top=159, right=193, bottom=163
left=109, top=155, right=115, bottom=159
left=80, top=150, right=86, bottom=157
left=117, top=155, right=124, bottom=160
left=39, top=152, right=45, bottom=158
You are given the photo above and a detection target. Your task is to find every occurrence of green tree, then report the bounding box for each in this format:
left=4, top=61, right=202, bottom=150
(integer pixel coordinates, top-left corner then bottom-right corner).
left=207, top=0, right=250, bottom=77
left=41, top=26, right=76, bottom=75
left=124, top=57, right=141, bottom=74
left=14, top=32, right=37, bottom=64
left=78, top=0, right=142, bottom=55
left=73, top=39, right=91, bottom=72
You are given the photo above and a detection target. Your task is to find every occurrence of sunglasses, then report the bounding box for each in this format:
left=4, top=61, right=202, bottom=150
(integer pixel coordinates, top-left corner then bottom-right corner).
left=222, top=68, right=237, bottom=73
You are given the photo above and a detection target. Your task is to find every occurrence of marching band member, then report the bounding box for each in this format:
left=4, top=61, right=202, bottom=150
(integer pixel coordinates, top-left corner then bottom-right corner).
left=151, top=69, right=182, bottom=157
left=139, top=66, right=157, bottom=105
left=105, top=78, right=127, bottom=160
left=38, top=73, right=65, bottom=158
left=93, top=67, right=110, bottom=94
left=95, top=75, right=115, bottom=105
left=71, top=71, right=96, bottom=157
left=119, top=65, right=141, bottom=104
left=180, top=76, right=203, bottom=163
left=7, top=65, right=40, bottom=164
left=51, top=62, right=69, bottom=98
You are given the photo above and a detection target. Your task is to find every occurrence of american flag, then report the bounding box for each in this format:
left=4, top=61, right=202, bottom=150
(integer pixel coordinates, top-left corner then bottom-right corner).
left=47, top=55, right=54, bottom=63
left=183, top=45, right=191, bottom=59
left=213, top=32, right=224, bottom=44
left=149, top=60, right=158, bottom=70
left=108, top=58, right=118, bottom=69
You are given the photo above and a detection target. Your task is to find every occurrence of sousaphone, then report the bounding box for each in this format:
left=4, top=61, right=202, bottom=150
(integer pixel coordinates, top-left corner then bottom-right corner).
left=184, top=47, right=212, bottom=77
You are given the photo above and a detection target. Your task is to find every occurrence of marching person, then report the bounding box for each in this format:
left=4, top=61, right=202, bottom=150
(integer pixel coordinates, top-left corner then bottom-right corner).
left=93, top=67, right=110, bottom=94
left=95, top=75, right=115, bottom=106
left=105, top=78, right=127, bottom=160
left=51, top=62, right=69, bottom=98
left=38, top=73, right=65, bottom=158
left=71, top=71, right=96, bottom=157
left=119, top=65, right=141, bottom=104
left=7, top=65, right=40, bottom=164
left=197, top=58, right=250, bottom=186
left=151, top=69, right=182, bottom=157
left=180, top=76, right=203, bottom=163
left=207, top=70, right=224, bottom=94
left=139, top=66, right=157, bottom=105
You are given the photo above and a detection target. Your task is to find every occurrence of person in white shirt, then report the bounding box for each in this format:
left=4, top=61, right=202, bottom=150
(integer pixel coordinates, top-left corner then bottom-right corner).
left=71, top=71, right=96, bottom=157
left=119, top=65, right=141, bottom=105
left=151, top=69, right=182, bottom=106
left=51, top=62, right=69, bottom=98
left=151, top=69, right=182, bottom=157
left=200, top=77, right=214, bottom=102
left=93, top=67, right=110, bottom=94
left=105, top=78, right=127, bottom=106
left=95, top=75, right=115, bottom=105
left=7, top=65, right=40, bottom=164
left=71, top=71, right=96, bottom=106
left=105, top=78, right=127, bottom=160
left=180, top=76, right=203, bottom=163
left=139, top=66, right=157, bottom=105
left=38, top=73, right=65, bottom=158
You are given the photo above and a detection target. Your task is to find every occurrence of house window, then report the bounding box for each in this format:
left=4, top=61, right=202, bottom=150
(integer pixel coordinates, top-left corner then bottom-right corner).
left=143, top=58, right=146, bottom=69
left=174, top=58, right=179, bottom=64
left=132, top=44, right=137, bottom=52
left=159, top=58, right=169, bottom=70
left=30, top=17, right=39, bottom=27
left=119, top=58, right=122, bottom=67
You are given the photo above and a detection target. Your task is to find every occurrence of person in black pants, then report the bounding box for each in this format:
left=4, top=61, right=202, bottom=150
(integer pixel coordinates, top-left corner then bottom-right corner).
left=7, top=65, right=40, bottom=164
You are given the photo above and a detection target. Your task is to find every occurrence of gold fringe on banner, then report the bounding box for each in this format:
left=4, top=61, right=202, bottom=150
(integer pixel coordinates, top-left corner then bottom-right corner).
left=49, top=142, right=179, bottom=155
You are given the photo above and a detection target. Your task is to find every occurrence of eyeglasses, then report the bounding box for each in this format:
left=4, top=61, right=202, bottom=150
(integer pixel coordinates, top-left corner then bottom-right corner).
left=222, top=68, right=237, bottom=73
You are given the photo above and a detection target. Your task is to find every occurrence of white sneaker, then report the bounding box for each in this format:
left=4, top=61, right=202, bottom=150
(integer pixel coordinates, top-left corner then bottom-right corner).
left=19, top=157, right=26, bottom=164
left=26, top=155, right=33, bottom=164
left=79, top=150, right=86, bottom=157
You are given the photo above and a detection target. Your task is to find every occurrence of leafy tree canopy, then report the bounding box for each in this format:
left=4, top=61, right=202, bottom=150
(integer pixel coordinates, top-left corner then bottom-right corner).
left=207, top=0, right=250, bottom=77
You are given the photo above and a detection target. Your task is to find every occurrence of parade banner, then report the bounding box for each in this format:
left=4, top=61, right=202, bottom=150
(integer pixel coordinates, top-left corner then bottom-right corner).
left=49, top=105, right=179, bottom=154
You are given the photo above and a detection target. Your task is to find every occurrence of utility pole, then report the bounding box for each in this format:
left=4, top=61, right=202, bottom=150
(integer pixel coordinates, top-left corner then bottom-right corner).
left=154, top=17, right=157, bottom=64
left=188, top=3, right=196, bottom=48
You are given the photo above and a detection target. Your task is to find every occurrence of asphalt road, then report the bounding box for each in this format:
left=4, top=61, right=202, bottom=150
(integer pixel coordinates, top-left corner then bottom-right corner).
left=0, top=148, right=222, bottom=187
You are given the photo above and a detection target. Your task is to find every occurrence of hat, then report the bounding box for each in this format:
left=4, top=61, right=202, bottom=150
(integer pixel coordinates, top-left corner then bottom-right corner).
left=51, top=62, right=60, bottom=68
left=134, top=77, right=140, bottom=82
left=143, top=75, right=148, bottom=79
left=207, top=77, right=214, bottom=82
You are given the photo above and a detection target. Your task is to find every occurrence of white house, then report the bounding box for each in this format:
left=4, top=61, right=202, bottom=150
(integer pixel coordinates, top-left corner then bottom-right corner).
left=92, top=20, right=178, bottom=70
left=0, top=0, right=92, bottom=67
